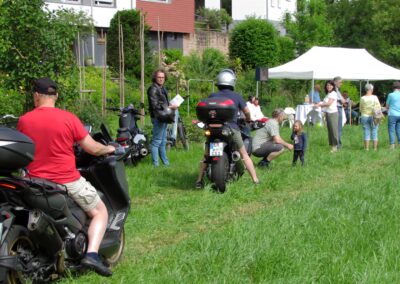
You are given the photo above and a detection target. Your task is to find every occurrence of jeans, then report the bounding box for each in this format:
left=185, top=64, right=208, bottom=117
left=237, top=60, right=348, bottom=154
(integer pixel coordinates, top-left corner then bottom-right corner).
left=361, top=116, right=378, bottom=141
left=151, top=118, right=169, bottom=166
left=388, top=115, right=400, bottom=145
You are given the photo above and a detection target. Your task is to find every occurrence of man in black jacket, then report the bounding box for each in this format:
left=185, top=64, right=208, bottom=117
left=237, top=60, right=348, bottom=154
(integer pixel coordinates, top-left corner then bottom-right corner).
left=147, top=69, right=177, bottom=167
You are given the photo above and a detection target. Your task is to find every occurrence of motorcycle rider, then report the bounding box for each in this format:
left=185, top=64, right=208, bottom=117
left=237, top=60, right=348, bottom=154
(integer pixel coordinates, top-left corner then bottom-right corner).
left=195, top=69, right=260, bottom=188
left=17, top=77, right=115, bottom=277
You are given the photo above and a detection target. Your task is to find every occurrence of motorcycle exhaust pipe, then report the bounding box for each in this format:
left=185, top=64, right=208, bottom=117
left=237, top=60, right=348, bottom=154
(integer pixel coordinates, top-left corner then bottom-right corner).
left=232, top=151, right=241, bottom=162
left=140, top=148, right=148, bottom=156
left=28, top=210, right=63, bottom=255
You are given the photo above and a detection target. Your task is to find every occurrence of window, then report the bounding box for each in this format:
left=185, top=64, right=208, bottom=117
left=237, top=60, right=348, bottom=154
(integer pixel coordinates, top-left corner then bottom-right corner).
left=278, top=0, right=281, bottom=8
left=94, top=0, right=114, bottom=7
left=271, top=0, right=276, bottom=8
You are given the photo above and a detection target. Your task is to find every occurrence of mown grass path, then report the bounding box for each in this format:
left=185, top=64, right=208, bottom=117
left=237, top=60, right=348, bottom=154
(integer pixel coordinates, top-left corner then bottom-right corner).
left=62, top=124, right=400, bottom=283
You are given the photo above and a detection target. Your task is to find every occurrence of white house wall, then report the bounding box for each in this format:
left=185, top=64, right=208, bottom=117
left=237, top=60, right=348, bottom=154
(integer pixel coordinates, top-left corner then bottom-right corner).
left=232, top=0, right=296, bottom=22
left=45, top=1, right=135, bottom=28
left=205, top=0, right=220, bottom=9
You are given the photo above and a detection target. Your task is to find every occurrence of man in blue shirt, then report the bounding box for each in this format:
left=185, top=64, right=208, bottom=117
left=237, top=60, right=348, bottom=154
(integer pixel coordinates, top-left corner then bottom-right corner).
left=309, top=84, right=321, bottom=103
left=195, top=69, right=259, bottom=188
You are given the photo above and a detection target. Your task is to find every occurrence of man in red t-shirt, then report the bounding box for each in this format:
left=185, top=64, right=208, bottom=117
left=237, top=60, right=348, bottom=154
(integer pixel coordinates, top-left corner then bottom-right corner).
left=17, top=77, right=115, bottom=277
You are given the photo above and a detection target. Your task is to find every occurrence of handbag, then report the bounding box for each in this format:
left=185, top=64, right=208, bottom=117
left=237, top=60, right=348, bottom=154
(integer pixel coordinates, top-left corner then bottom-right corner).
left=373, top=105, right=384, bottom=125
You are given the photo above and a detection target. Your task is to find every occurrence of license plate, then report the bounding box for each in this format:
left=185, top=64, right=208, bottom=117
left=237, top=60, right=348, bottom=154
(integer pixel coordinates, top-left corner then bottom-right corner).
left=210, top=142, right=224, bottom=156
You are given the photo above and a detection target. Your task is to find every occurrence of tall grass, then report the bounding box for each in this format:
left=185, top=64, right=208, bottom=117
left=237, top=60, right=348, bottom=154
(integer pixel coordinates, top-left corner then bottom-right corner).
left=61, top=122, right=400, bottom=283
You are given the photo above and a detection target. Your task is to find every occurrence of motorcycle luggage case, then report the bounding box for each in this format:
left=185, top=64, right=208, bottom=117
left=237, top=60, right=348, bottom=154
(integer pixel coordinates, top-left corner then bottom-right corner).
left=0, top=127, right=35, bottom=171
left=196, top=97, right=237, bottom=124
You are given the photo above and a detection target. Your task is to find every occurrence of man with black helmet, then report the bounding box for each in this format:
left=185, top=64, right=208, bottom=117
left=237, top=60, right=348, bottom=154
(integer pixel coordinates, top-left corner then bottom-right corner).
left=195, top=69, right=259, bottom=188
left=17, top=77, right=115, bottom=277
left=147, top=69, right=178, bottom=167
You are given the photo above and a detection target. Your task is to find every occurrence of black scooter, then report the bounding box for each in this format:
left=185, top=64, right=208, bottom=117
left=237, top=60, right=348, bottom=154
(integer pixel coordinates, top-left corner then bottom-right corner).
left=0, top=125, right=130, bottom=282
left=195, top=97, right=251, bottom=192
left=107, top=104, right=148, bottom=166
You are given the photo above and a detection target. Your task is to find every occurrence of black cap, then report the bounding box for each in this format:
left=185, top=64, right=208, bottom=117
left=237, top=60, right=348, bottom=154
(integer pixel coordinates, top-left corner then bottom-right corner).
left=33, top=77, right=57, bottom=95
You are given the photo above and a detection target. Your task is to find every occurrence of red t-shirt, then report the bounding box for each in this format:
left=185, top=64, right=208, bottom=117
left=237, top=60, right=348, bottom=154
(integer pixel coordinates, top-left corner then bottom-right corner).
left=17, top=107, right=88, bottom=184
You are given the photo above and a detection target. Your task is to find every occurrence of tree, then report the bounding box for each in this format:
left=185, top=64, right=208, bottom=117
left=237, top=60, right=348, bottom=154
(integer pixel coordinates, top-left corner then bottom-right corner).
left=196, top=8, right=232, bottom=31
left=284, top=0, right=334, bottom=55
left=107, top=10, right=152, bottom=78
left=229, top=17, right=279, bottom=70
left=329, top=0, right=400, bottom=67
left=0, top=0, right=93, bottom=110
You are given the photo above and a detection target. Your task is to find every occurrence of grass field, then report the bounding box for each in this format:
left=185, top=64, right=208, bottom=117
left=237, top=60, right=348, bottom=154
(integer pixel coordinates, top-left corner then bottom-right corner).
left=61, top=122, right=400, bottom=283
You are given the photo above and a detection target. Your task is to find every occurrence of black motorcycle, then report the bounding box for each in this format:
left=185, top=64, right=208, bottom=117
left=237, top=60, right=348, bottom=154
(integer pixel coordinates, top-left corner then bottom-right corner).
left=195, top=97, right=251, bottom=193
left=0, top=125, right=131, bottom=282
left=107, top=104, right=148, bottom=165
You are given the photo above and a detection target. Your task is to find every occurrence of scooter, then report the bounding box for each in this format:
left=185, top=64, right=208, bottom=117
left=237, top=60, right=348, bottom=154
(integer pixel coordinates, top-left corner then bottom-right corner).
left=0, top=125, right=131, bottom=282
left=107, top=104, right=148, bottom=165
left=195, top=97, right=252, bottom=192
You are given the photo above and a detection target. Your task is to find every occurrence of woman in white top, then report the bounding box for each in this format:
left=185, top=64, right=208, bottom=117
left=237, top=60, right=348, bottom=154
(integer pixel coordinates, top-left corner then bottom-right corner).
left=360, top=83, right=381, bottom=150
left=315, top=80, right=339, bottom=152
left=246, top=96, right=265, bottom=121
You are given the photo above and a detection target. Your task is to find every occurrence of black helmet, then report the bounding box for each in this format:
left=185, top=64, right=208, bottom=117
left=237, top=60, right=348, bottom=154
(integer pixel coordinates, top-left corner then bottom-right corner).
left=157, top=107, right=175, bottom=123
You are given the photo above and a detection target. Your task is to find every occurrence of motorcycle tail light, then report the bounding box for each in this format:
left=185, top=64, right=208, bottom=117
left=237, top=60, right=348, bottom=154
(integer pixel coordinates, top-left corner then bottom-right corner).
left=0, top=182, right=17, bottom=190
left=117, top=137, right=128, bottom=142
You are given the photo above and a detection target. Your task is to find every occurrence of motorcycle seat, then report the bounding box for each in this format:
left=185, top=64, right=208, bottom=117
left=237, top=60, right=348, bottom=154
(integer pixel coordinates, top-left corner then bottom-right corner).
left=117, top=128, right=129, bottom=133
left=24, top=177, right=67, bottom=193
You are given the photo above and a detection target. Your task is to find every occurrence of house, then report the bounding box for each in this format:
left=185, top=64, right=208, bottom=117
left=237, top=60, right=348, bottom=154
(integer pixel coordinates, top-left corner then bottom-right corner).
left=136, top=1, right=195, bottom=53
left=44, top=0, right=135, bottom=66
left=231, top=0, right=296, bottom=34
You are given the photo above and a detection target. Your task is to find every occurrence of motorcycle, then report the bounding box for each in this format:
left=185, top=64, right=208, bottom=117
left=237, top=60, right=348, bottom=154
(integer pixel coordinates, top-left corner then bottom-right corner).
left=0, top=125, right=131, bottom=282
left=107, top=104, right=148, bottom=166
left=195, top=97, right=252, bottom=193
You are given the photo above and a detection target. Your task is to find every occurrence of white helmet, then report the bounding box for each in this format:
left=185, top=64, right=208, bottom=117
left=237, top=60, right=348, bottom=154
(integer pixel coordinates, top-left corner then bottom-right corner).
left=216, top=69, right=236, bottom=88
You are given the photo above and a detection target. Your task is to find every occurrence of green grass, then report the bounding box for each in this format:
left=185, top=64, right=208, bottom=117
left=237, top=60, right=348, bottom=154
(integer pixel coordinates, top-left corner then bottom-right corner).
left=61, top=123, right=400, bottom=283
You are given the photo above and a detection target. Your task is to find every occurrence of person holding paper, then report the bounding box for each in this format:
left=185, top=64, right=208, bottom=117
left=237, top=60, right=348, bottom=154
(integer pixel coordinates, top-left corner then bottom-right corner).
left=147, top=69, right=178, bottom=167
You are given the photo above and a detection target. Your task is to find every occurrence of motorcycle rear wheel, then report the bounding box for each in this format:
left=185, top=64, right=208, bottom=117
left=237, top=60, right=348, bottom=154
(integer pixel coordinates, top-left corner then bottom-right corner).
left=104, top=228, right=125, bottom=267
left=211, top=153, right=229, bottom=193
left=0, top=225, right=35, bottom=284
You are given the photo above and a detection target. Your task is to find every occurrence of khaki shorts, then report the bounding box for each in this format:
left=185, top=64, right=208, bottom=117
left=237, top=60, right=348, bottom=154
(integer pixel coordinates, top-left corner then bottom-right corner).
left=230, top=128, right=244, bottom=150
left=63, top=176, right=100, bottom=212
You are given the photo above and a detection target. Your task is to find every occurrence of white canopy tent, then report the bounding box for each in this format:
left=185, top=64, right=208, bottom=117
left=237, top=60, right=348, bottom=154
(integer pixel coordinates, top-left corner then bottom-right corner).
left=268, top=46, right=400, bottom=80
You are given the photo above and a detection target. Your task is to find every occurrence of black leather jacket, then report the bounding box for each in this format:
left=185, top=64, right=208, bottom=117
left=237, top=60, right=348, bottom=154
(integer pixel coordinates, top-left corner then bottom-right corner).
left=147, top=83, right=169, bottom=119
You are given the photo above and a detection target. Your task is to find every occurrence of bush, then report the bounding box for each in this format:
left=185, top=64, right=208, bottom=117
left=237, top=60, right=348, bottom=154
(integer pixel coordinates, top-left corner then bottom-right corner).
left=229, top=17, right=279, bottom=70
left=0, top=88, right=24, bottom=116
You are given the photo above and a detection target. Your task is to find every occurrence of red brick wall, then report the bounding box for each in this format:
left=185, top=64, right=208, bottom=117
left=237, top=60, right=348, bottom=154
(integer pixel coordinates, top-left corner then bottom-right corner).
left=136, top=0, right=194, bottom=34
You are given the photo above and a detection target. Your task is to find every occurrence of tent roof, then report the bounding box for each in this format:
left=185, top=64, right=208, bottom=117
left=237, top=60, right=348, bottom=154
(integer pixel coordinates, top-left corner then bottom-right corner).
left=268, top=46, right=400, bottom=80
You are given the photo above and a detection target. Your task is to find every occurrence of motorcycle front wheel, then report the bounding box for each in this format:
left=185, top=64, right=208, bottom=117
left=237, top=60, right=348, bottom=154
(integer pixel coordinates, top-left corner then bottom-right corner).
left=104, top=228, right=125, bottom=267
left=0, top=225, right=35, bottom=284
left=211, top=152, right=229, bottom=193
left=177, top=122, right=189, bottom=150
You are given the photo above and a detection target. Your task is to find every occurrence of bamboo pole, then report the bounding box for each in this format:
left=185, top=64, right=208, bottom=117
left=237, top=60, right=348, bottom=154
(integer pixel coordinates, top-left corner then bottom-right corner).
left=157, top=16, right=161, bottom=67
left=121, top=23, right=125, bottom=107
left=140, top=13, right=145, bottom=125
left=118, top=17, right=122, bottom=108
left=102, top=32, right=107, bottom=117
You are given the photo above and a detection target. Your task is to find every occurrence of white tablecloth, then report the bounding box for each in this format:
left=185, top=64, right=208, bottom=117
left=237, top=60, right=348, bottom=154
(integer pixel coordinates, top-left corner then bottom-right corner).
left=295, top=104, right=346, bottom=126
left=295, top=104, right=324, bottom=125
